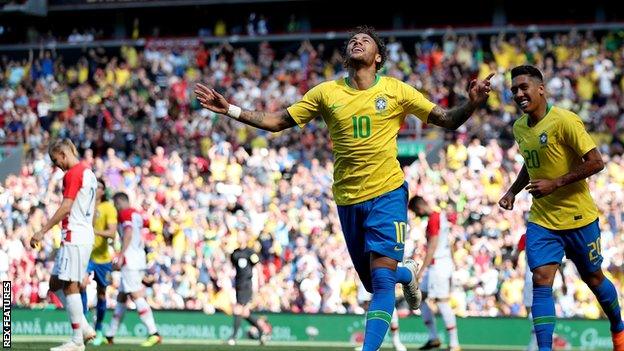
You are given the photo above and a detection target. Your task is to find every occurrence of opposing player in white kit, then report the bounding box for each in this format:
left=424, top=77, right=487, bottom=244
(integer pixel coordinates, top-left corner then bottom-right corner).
left=30, top=139, right=98, bottom=351
left=105, top=192, right=162, bottom=347
left=512, top=234, right=567, bottom=351
left=409, top=196, right=460, bottom=351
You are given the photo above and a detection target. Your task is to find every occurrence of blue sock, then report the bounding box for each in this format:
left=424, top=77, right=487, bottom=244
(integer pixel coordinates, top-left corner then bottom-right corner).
left=396, top=266, right=412, bottom=285
left=363, top=268, right=396, bottom=351
left=95, top=298, right=107, bottom=332
left=532, top=285, right=556, bottom=351
left=80, top=290, right=88, bottom=315
left=591, top=278, right=624, bottom=333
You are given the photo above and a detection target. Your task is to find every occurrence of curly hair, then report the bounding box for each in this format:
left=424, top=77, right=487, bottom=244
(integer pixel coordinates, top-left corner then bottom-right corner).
left=343, top=25, right=387, bottom=71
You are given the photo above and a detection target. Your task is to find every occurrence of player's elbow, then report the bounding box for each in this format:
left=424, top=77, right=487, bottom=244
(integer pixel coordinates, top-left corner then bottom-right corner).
left=593, top=158, right=605, bottom=173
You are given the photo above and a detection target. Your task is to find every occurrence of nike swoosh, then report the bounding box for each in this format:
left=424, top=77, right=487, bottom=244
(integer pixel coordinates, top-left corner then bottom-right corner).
left=329, top=103, right=342, bottom=111
left=394, top=246, right=403, bottom=251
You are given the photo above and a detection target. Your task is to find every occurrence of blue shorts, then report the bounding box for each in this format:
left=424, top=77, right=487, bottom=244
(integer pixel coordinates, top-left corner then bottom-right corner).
left=86, top=260, right=113, bottom=287
left=526, top=219, right=602, bottom=276
left=337, top=182, right=408, bottom=292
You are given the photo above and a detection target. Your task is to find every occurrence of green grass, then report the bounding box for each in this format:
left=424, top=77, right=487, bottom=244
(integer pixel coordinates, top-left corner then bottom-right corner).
left=9, top=341, right=383, bottom=351
left=7, top=336, right=538, bottom=351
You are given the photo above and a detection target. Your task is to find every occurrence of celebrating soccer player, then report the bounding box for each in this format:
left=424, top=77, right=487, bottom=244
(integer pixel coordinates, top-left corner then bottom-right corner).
left=499, top=65, right=624, bottom=351
left=196, top=26, right=492, bottom=351
left=30, top=139, right=98, bottom=351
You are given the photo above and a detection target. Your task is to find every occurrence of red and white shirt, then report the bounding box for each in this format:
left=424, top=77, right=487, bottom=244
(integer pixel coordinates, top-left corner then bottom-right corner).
left=61, top=161, right=97, bottom=246
left=517, top=234, right=527, bottom=253
left=426, top=211, right=452, bottom=263
left=118, top=208, right=147, bottom=270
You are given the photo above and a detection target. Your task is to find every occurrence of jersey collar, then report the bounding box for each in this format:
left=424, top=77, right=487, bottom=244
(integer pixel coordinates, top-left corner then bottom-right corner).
left=344, top=74, right=380, bottom=90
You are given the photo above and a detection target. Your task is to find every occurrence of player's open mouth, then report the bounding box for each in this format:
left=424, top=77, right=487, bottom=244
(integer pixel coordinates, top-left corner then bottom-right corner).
left=352, top=47, right=364, bottom=54
left=519, top=99, right=529, bottom=109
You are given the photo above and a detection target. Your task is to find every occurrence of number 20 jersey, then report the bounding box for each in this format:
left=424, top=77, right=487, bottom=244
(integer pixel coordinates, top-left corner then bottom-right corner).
left=512, top=106, right=598, bottom=230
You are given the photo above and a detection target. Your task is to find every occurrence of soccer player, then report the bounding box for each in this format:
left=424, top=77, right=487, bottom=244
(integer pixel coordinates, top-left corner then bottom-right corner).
left=80, top=178, right=117, bottom=346
left=499, top=65, right=624, bottom=351
left=105, top=192, right=161, bottom=347
left=227, top=233, right=271, bottom=345
left=30, top=139, right=98, bottom=351
left=409, top=196, right=460, bottom=351
left=195, top=26, right=492, bottom=351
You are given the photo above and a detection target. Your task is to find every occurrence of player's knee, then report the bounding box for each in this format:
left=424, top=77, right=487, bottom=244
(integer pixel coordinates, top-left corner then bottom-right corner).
left=117, top=293, right=128, bottom=303
left=531, top=265, right=557, bottom=286
left=49, top=276, right=62, bottom=292
left=581, top=269, right=605, bottom=288
left=64, top=281, right=80, bottom=295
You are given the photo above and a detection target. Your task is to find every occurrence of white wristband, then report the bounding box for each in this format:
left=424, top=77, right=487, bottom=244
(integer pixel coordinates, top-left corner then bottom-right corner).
left=227, top=104, right=242, bottom=119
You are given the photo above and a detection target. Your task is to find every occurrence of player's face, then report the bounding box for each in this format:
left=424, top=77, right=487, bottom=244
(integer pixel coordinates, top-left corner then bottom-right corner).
left=50, top=151, right=66, bottom=171
left=96, top=183, right=104, bottom=201
left=511, top=75, right=545, bottom=114
left=346, top=33, right=381, bottom=68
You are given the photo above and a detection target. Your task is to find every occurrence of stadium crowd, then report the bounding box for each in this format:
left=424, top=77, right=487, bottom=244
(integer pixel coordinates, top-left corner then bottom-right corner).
left=2, top=28, right=624, bottom=319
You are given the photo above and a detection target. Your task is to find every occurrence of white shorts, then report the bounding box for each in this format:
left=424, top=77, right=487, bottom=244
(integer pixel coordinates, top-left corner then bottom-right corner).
left=523, top=269, right=534, bottom=307
left=120, top=268, right=145, bottom=293
left=419, top=261, right=452, bottom=299
left=52, top=244, right=91, bottom=282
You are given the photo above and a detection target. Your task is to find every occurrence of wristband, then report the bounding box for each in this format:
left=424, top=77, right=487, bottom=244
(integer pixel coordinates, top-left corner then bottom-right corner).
left=227, top=104, right=242, bottom=119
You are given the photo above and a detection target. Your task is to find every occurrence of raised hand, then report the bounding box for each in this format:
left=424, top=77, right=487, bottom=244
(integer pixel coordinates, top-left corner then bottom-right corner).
left=498, top=191, right=515, bottom=210
left=468, top=73, right=495, bottom=106
left=194, top=83, right=230, bottom=115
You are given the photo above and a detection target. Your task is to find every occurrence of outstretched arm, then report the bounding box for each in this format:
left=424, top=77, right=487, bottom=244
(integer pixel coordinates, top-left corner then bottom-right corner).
left=195, top=83, right=297, bottom=132
left=499, top=165, right=529, bottom=210
left=427, top=73, right=494, bottom=130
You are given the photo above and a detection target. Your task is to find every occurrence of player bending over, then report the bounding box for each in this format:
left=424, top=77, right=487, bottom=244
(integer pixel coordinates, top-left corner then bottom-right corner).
left=499, top=65, right=624, bottom=351
left=30, top=139, right=97, bottom=351
left=105, top=192, right=161, bottom=347
left=409, top=196, right=460, bottom=351
left=196, top=26, right=492, bottom=351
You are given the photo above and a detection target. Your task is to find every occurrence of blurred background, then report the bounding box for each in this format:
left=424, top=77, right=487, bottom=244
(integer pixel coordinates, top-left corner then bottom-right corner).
left=1, top=0, right=624, bottom=349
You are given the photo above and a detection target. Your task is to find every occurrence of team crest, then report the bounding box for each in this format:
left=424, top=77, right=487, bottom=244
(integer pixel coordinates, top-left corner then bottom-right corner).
left=539, top=132, right=548, bottom=145
left=375, top=96, right=387, bottom=112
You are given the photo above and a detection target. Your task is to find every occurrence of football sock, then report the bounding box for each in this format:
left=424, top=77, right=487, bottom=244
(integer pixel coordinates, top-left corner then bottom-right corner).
left=135, top=297, right=158, bottom=334
left=439, top=301, right=459, bottom=347
left=107, top=303, right=127, bottom=338
left=590, top=278, right=624, bottom=333
left=363, top=268, right=396, bottom=351
left=396, top=266, right=412, bottom=285
left=231, top=315, right=242, bottom=339
left=532, top=285, right=555, bottom=351
left=65, top=293, right=84, bottom=344
left=421, top=301, right=438, bottom=340
left=95, top=298, right=107, bottom=331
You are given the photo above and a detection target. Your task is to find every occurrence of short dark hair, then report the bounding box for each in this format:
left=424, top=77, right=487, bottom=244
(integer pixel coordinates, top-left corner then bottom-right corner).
left=112, top=192, right=129, bottom=203
left=408, top=195, right=425, bottom=213
left=511, top=65, right=543, bottom=82
left=344, top=25, right=387, bottom=71
left=97, top=178, right=108, bottom=201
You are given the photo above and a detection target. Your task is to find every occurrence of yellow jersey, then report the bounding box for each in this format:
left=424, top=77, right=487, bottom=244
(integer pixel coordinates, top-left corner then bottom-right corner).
left=91, top=201, right=117, bottom=263
left=287, top=75, right=436, bottom=205
left=513, top=105, right=598, bottom=230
